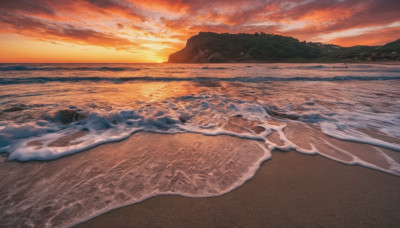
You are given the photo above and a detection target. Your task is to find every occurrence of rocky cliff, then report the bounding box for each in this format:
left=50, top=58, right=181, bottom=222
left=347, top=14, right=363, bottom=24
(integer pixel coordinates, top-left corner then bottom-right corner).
left=168, top=32, right=229, bottom=63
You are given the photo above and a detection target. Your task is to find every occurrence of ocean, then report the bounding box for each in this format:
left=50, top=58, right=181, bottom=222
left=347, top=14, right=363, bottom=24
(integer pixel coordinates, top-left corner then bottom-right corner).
left=0, top=63, right=400, bottom=227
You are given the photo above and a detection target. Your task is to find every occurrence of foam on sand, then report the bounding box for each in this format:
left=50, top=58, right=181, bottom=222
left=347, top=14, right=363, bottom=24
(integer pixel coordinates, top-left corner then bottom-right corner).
left=1, top=94, right=399, bottom=176
left=0, top=133, right=270, bottom=227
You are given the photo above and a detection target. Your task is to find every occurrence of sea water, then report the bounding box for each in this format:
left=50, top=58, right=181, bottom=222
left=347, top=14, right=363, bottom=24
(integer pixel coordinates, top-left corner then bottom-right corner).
left=0, top=63, right=399, bottom=227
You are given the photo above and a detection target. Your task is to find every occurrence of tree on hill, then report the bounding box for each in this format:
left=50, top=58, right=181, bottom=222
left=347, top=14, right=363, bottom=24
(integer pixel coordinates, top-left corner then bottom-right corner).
left=168, top=32, right=400, bottom=63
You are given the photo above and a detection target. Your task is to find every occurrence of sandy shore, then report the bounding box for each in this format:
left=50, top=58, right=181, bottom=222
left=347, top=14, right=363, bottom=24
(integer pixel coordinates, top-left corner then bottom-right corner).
left=1, top=132, right=399, bottom=227
left=75, top=137, right=400, bottom=227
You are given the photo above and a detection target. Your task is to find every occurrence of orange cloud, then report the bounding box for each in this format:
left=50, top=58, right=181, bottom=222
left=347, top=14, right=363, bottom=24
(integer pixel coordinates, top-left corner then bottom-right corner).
left=0, top=13, right=135, bottom=49
left=330, top=26, right=400, bottom=47
left=0, top=0, right=399, bottom=62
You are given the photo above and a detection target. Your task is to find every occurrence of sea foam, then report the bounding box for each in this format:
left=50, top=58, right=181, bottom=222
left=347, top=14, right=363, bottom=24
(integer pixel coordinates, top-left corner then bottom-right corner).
left=1, top=93, right=399, bottom=176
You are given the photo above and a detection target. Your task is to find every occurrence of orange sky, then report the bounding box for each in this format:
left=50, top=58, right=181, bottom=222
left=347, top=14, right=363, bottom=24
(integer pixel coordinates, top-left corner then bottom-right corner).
left=0, top=0, right=399, bottom=63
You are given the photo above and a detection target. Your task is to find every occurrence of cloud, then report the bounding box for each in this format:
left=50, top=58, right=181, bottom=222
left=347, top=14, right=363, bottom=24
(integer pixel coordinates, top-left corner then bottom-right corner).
left=265, top=0, right=400, bottom=39
left=83, top=0, right=146, bottom=21
left=0, top=12, right=135, bottom=49
left=0, top=0, right=399, bottom=62
left=0, top=0, right=56, bottom=16
left=329, top=26, right=400, bottom=47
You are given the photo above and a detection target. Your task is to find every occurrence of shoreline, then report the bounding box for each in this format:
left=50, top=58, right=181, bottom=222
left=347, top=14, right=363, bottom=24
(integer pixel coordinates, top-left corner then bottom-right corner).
left=1, top=132, right=400, bottom=227
left=1, top=62, right=400, bottom=227
left=74, top=137, right=400, bottom=227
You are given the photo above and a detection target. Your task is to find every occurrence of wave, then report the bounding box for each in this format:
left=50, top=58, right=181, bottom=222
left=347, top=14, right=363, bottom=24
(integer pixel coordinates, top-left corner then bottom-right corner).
left=291, top=65, right=356, bottom=69
left=0, top=65, right=140, bottom=72
left=1, top=93, right=399, bottom=173
left=1, top=75, right=400, bottom=85
left=2, top=64, right=399, bottom=74
left=1, top=92, right=399, bottom=227
left=202, top=67, right=230, bottom=70
left=279, top=65, right=400, bottom=72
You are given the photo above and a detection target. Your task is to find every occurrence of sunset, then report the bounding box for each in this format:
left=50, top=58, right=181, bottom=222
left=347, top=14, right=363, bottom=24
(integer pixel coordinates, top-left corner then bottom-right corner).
left=1, top=0, right=400, bottom=62
left=1, top=1, right=400, bottom=227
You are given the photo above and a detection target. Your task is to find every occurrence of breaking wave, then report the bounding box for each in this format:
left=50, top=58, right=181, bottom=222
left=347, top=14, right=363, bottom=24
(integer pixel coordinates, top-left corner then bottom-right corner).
left=1, top=75, right=400, bottom=85
left=1, top=93, right=399, bottom=176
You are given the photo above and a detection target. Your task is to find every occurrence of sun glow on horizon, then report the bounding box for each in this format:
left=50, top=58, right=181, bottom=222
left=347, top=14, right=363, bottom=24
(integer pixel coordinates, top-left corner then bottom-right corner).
left=0, top=0, right=399, bottom=62
left=0, top=34, right=171, bottom=63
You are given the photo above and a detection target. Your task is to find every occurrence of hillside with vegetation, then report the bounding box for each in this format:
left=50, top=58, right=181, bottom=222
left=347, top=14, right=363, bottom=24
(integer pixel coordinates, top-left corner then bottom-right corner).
left=168, top=32, right=400, bottom=63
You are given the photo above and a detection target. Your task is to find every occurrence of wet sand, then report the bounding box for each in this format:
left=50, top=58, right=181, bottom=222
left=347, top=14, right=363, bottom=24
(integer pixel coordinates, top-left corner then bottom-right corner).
left=76, top=139, right=400, bottom=227
left=1, top=132, right=400, bottom=227
left=0, top=132, right=267, bottom=227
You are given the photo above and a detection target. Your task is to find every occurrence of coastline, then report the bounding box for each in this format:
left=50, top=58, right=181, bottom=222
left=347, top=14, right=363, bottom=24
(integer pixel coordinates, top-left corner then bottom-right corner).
left=1, top=62, right=400, bottom=226
left=0, top=132, right=268, bottom=227
left=74, top=135, right=400, bottom=227
left=1, top=132, right=400, bottom=227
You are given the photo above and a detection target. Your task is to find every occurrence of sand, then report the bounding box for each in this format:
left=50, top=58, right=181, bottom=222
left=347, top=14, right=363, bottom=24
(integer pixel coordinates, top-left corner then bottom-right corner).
left=0, top=132, right=267, bottom=227
left=74, top=135, right=400, bottom=227
left=1, top=132, right=400, bottom=227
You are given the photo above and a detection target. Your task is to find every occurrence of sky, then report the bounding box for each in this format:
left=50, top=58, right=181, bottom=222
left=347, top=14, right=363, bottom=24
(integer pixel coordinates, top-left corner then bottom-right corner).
left=0, top=0, right=399, bottom=63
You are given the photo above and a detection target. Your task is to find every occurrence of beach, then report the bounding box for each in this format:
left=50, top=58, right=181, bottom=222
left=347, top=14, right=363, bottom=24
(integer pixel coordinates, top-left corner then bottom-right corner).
left=1, top=132, right=399, bottom=227
left=1, top=0, right=400, bottom=226
left=76, top=136, right=400, bottom=227
left=2, top=0, right=400, bottom=226
left=0, top=63, right=399, bottom=227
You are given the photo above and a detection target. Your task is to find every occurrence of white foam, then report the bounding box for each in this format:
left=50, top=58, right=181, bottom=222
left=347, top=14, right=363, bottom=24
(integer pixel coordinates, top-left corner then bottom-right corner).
left=1, top=94, right=399, bottom=177
left=1, top=131, right=273, bottom=228
left=0, top=95, right=270, bottom=161
left=319, top=139, right=400, bottom=176
left=321, top=122, right=400, bottom=152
